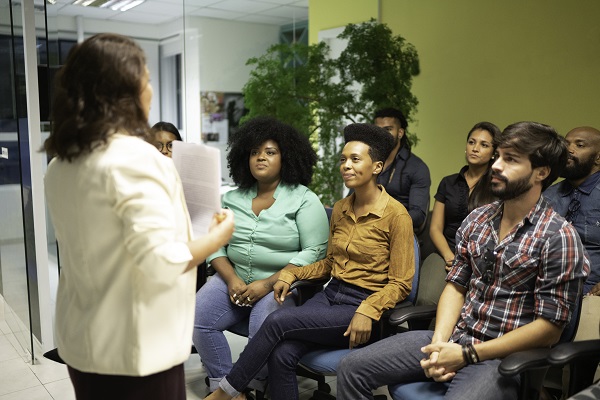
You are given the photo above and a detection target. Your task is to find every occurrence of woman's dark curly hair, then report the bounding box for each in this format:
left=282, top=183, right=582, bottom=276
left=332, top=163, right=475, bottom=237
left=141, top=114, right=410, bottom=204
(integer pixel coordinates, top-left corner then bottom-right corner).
left=44, top=33, right=151, bottom=161
left=227, top=116, right=317, bottom=189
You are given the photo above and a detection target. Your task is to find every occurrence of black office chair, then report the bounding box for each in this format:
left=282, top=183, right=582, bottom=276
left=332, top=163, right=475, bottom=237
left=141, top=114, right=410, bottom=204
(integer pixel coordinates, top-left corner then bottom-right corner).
left=547, top=339, right=600, bottom=398
left=387, top=290, right=583, bottom=400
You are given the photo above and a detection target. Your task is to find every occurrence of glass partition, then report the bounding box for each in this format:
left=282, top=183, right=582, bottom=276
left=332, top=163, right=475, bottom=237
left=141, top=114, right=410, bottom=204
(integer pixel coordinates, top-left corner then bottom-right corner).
left=0, top=0, right=41, bottom=362
left=1, top=0, right=307, bottom=361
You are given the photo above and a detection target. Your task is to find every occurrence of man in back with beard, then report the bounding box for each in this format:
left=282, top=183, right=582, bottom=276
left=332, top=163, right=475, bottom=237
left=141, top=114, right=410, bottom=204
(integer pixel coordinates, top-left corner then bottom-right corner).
left=545, top=126, right=600, bottom=343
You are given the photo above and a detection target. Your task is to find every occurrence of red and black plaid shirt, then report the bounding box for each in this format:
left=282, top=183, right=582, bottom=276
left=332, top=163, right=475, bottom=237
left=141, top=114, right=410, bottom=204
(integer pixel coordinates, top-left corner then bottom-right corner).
left=448, top=197, right=589, bottom=344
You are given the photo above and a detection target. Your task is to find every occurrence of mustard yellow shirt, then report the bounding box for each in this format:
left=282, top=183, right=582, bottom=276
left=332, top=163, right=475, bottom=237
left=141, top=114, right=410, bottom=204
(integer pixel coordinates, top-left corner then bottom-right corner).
left=279, top=186, right=414, bottom=321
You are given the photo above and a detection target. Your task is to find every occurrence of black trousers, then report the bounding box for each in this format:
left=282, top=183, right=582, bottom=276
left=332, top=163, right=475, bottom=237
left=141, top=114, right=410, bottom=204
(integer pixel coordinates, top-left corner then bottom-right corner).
left=68, top=363, right=185, bottom=400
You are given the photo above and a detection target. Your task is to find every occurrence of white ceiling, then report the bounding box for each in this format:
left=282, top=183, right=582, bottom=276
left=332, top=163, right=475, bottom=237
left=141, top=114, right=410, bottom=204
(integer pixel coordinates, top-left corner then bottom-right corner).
left=45, top=0, right=309, bottom=26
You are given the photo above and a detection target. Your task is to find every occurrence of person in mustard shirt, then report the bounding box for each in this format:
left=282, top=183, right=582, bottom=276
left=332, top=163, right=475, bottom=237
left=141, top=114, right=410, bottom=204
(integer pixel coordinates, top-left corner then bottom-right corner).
left=205, top=123, right=415, bottom=400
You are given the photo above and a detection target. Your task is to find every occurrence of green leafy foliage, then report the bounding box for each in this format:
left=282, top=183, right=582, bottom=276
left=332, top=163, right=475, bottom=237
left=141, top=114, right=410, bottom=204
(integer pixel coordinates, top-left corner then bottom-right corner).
left=241, top=19, right=420, bottom=205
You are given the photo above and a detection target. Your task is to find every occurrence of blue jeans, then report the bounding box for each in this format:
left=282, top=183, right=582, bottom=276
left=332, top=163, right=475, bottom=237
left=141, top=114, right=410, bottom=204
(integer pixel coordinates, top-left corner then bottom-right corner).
left=337, top=330, right=519, bottom=400
left=192, top=274, right=294, bottom=392
left=219, top=278, right=373, bottom=400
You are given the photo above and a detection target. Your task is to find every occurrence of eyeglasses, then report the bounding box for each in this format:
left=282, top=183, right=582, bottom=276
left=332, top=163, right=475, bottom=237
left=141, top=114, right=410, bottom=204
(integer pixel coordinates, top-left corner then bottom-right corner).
left=155, top=142, right=174, bottom=152
left=565, top=198, right=581, bottom=223
left=481, top=247, right=497, bottom=285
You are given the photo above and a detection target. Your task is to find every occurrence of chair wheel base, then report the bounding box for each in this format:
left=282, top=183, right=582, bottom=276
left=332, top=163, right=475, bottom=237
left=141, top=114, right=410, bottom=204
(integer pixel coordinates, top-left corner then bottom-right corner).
left=309, top=389, right=336, bottom=400
left=317, top=382, right=331, bottom=393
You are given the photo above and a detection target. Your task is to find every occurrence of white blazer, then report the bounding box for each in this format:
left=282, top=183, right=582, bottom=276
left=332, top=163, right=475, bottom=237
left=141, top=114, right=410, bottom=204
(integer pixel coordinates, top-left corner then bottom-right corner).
left=45, top=134, right=195, bottom=376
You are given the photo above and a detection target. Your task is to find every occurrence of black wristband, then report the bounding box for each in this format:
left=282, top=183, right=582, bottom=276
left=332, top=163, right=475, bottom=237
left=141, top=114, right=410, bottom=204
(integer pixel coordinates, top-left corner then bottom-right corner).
left=466, top=343, right=480, bottom=364
left=461, top=344, right=471, bottom=365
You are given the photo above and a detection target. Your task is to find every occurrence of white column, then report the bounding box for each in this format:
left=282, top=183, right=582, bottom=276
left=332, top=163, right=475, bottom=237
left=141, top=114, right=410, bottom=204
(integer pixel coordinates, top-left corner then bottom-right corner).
left=22, top=0, right=54, bottom=354
left=182, top=27, right=201, bottom=144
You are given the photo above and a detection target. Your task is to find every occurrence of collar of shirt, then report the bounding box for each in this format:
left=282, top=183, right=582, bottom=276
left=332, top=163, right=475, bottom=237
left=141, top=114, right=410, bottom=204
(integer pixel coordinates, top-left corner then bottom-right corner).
left=452, top=165, right=470, bottom=184
left=556, top=170, right=600, bottom=198
left=383, top=146, right=411, bottom=166
left=397, top=145, right=410, bottom=161
left=341, top=185, right=389, bottom=220
left=483, top=197, right=546, bottom=247
left=577, top=170, right=600, bottom=195
left=246, top=181, right=285, bottom=199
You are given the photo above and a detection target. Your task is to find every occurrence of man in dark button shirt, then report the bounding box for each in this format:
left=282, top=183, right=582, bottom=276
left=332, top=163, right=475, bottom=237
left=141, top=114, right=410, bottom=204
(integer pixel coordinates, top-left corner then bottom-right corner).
left=545, top=126, right=600, bottom=341
left=374, top=107, right=431, bottom=231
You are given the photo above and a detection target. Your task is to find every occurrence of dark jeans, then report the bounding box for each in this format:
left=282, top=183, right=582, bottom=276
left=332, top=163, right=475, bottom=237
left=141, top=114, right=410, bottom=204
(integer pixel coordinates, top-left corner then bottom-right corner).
left=219, top=278, right=373, bottom=400
left=337, top=331, right=519, bottom=400
left=67, top=363, right=185, bottom=400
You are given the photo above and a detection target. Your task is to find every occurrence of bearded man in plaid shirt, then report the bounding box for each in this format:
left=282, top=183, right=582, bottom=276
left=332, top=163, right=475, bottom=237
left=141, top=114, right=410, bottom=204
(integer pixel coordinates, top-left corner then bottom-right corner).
left=337, top=121, right=590, bottom=400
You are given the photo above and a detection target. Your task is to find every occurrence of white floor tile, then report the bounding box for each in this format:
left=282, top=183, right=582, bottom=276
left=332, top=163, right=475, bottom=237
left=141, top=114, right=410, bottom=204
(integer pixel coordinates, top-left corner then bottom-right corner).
left=184, top=353, right=206, bottom=384
left=4, top=330, right=29, bottom=359
left=0, top=357, right=41, bottom=396
left=0, top=296, right=5, bottom=321
left=0, top=386, right=53, bottom=400
left=30, top=356, right=70, bottom=384
left=0, top=335, right=20, bottom=362
left=0, top=321, right=10, bottom=335
left=44, top=378, right=76, bottom=400
left=186, top=378, right=210, bottom=400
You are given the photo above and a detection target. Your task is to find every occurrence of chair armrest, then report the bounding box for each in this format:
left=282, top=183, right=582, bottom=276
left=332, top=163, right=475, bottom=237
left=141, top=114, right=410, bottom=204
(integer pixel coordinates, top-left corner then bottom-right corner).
left=548, top=339, right=600, bottom=367
left=548, top=340, right=600, bottom=396
left=388, top=305, right=437, bottom=326
left=290, top=278, right=330, bottom=305
left=497, top=348, right=552, bottom=377
left=289, top=278, right=330, bottom=291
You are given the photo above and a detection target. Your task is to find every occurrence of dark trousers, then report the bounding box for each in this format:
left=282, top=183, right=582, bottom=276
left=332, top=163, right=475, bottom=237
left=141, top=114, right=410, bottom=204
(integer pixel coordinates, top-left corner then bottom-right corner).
left=220, top=278, right=373, bottom=400
left=67, top=363, right=185, bottom=400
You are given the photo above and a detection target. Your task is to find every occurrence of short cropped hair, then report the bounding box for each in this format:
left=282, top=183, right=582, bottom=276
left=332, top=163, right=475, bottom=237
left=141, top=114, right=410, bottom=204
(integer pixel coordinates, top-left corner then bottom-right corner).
left=151, top=122, right=182, bottom=141
left=374, top=107, right=410, bottom=149
left=227, top=116, right=317, bottom=189
left=496, top=121, right=567, bottom=191
left=343, top=123, right=395, bottom=163
left=374, top=107, right=408, bottom=129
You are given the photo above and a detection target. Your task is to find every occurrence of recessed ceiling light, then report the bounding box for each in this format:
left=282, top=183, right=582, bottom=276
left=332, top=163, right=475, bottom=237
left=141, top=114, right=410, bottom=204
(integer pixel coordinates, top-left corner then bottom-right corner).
left=71, top=0, right=145, bottom=12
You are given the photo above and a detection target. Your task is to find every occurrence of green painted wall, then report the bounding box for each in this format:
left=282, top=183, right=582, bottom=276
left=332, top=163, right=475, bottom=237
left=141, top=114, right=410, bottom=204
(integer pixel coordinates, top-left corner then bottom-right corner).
left=308, top=0, right=377, bottom=44
left=310, top=0, right=600, bottom=203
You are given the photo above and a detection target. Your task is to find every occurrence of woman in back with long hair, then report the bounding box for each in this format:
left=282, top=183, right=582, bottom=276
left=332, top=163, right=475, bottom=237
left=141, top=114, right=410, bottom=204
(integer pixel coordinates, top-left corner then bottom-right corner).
left=429, top=122, right=501, bottom=271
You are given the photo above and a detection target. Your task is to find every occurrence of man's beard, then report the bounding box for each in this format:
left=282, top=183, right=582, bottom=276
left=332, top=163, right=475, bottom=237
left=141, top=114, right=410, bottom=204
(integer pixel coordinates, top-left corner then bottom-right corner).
left=491, top=171, right=533, bottom=200
left=562, top=154, right=595, bottom=181
left=394, top=134, right=401, bottom=149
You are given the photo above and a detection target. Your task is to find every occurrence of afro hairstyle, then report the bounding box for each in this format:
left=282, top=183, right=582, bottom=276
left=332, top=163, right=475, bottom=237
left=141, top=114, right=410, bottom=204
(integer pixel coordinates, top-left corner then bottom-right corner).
left=343, top=123, right=395, bottom=163
left=227, top=116, right=317, bottom=189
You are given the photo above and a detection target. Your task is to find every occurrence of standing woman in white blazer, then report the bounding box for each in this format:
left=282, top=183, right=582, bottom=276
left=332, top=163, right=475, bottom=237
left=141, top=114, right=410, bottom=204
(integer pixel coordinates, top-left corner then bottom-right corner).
left=43, top=33, right=234, bottom=400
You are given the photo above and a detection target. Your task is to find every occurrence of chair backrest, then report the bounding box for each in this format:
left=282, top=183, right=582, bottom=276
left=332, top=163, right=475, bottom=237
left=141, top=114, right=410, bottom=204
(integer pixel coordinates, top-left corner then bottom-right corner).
left=414, top=197, right=430, bottom=238
left=558, top=292, right=583, bottom=344
left=405, top=234, right=421, bottom=304
left=415, top=253, right=447, bottom=307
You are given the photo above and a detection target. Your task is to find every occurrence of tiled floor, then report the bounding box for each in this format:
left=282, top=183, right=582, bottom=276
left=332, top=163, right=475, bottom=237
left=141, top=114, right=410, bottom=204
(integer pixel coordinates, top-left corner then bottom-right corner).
left=0, top=314, right=391, bottom=399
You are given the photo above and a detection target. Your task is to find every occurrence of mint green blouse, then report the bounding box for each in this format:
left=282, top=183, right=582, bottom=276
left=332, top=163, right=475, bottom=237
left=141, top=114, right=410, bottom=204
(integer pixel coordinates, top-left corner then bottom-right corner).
left=207, top=183, right=329, bottom=283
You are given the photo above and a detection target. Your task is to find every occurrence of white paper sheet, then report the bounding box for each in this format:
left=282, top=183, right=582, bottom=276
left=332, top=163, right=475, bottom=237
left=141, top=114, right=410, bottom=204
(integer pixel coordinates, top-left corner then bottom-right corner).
left=171, top=141, right=221, bottom=237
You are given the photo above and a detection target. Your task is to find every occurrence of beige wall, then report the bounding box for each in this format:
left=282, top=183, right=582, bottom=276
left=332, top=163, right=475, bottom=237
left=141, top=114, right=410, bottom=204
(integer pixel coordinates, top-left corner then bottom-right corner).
left=310, top=0, right=600, bottom=201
